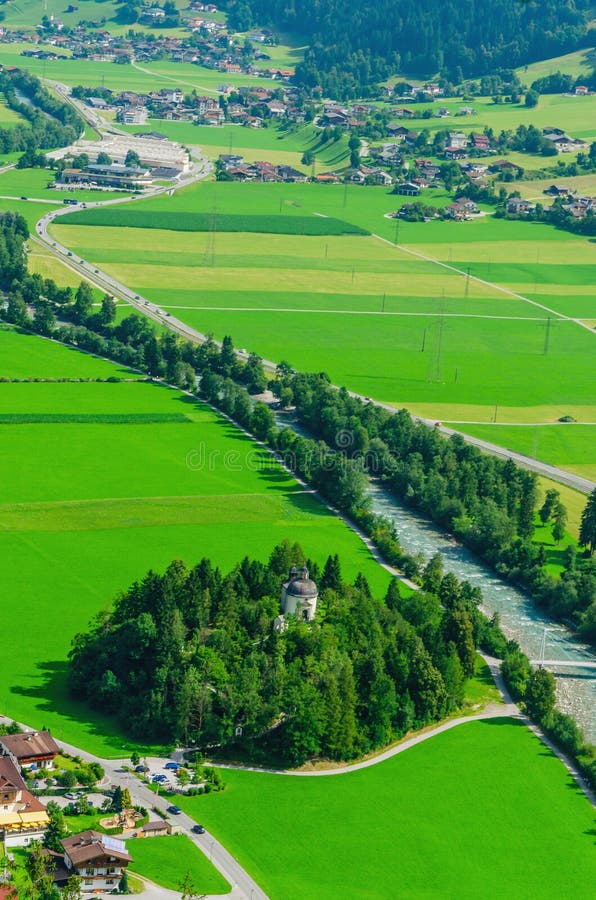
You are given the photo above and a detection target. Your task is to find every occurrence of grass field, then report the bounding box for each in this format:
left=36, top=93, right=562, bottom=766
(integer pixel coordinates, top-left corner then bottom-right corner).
left=516, top=49, right=596, bottom=84
left=120, top=120, right=351, bottom=171
left=1, top=43, right=266, bottom=95
left=514, top=172, right=596, bottom=200
left=0, top=326, right=137, bottom=378
left=452, top=423, right=596, bottom=482
left=129, top=834, right=230, bottom=894
left=0, top=97, right=26, bottom=127
left=0, top=167, right=129, bottom=203
left=370, top=92, right=596, bottom=145
left=176, top=719, right=596, bottom=899
left=0, top=329, right=393, bottom=755
left=52, top=182, right=596, bottom=425
left=61, top=209, right=368, bottom=235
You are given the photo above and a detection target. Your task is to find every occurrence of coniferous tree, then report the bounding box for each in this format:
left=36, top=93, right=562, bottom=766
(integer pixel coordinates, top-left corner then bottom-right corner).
left=579, top=489, right=596, bottom=555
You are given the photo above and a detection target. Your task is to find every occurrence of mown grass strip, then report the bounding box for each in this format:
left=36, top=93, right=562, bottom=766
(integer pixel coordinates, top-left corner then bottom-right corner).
left=59, top=209, right=369, bottom=236
left=0, top=412, right=191, bottom=424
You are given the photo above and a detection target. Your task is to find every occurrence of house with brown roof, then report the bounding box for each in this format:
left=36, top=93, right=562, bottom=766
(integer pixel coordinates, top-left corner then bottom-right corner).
left=61, top=831, right=132, bottom=893
left=0, top=757, right=50, bottom=847
left=0, top=730, right=59, bottom=770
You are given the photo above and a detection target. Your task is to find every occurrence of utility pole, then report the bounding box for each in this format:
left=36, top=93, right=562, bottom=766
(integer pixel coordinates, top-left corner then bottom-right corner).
left=543, top=316, right=551, bottom=355
left=464, top=266, right=471, bottom=298
left=382, top=292, right=386, bottom=312
left=394, top=217, right=399, bottom=245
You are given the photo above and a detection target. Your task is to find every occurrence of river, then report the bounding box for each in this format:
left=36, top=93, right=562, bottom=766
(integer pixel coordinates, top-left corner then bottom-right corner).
left=368, top=484, right=596, bottom=741
left=272, top=410, right=596, bottom=741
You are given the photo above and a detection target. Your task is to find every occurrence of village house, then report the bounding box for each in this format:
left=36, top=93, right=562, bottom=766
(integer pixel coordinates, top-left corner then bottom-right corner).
left=436, top=107, right=451, bottom=118
left=266, top=99, right=286, bottom=117
left=0, top=730, right=59, bottom=770
left=59, top=832, right=132, bottom=893
left=470, top=133, right=490, bottom=152
left=506, top=197, right=535, bottom=215
left=446, top=197, right=479, bottom=219
left=118, top=106, right=148, bottom=125
left=394, top=181, right=420, bottom=196
left=0, top=757, right=49, bottom=848
left=574, top=85, right=589, bottom=95
left=448, top=131, right=467, bottom=149
left=139, top=820, right=182, bottom=838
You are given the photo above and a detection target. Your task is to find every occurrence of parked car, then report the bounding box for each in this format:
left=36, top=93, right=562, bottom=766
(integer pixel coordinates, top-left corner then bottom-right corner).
left=168, top=805, right=182, bottom=815
left=135, top=765, right=149, bottom=773
left=191, top=824, right=205, bottom=834
left=64, top=791, right=79, bottom=800
left=164, top=762, right=180, bottom=771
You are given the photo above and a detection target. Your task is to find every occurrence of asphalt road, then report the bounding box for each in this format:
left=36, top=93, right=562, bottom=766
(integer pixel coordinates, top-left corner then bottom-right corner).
left=0, top=714, right=268, bottom=900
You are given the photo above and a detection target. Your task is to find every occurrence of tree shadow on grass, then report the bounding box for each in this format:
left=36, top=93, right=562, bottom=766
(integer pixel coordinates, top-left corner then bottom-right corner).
left=10, top=660, right=160, bottom=757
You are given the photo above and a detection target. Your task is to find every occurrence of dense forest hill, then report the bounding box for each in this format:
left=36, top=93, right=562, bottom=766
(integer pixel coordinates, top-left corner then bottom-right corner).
left=224, top=0, right=594, bottom=95
left=68, top=543, right=490, bottom=765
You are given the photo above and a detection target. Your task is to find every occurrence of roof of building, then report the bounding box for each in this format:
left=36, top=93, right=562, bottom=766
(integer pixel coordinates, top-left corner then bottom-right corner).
left=142, top=820, right=169, bottom=832
left=284, top=566, right=318, bottom=598
left=0, top=756, right=27, bottom=791
left=62, top=831, right=132, bottom=866
left=0, top=730, right=59, bottom=761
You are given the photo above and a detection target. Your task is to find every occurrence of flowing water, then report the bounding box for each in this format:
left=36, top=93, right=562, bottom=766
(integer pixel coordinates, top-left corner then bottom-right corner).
left=368, top=482, right=596, bottom=741
left=271, top=410, right=595, bottom=740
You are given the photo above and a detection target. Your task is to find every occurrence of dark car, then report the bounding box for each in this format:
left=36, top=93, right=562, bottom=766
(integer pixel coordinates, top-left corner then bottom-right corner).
left=168, top=805, right=182, bottom=815
left=135, top=765, right=149, bottom=773
left=191, top=824, right=206, bottom=834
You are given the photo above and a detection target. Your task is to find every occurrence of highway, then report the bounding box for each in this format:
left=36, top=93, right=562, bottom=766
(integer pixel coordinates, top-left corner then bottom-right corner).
left=28, top=82, right=595, bottom=497
left=33, top=201, right=595, bottom=497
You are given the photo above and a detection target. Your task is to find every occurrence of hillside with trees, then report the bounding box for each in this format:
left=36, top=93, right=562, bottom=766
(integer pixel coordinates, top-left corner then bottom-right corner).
left=224, top=0, right=594, bottom=95
left=68, top=543, right=486, bottom=765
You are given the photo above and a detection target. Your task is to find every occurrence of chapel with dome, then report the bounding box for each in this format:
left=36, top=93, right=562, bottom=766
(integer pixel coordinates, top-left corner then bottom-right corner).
left=274, top=565, right=318, bottom=630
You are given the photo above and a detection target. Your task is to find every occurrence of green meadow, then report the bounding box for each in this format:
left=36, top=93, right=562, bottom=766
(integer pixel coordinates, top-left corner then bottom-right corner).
left=452, top=423, right=596, bottom=482
left=0, top=97, right=26, bottom=127
left=176, top=719, right=596, bottom=900
left=129, top=834, right=229, bottom=894
left=120, top=120, right=351, bottom=171
left=0, top=326, right=137, bottom=379
left=0, top=167, right=126, bottom=203
left=371, top=92, right=596, bottom=144
left=0, top=329, right=392, bottom=755
left=53, top=181, right=596, bottom=421
left=2, top=42, right=265, bottom=95
left=516, top=48, right=596, bottom=84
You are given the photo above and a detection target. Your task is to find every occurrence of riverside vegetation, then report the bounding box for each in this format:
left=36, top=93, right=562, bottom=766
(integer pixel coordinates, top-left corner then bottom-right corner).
left=2, top=209, right=595, bottom=638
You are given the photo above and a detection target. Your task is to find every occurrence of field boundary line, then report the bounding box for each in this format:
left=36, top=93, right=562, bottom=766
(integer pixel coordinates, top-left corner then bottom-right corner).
left=159, top=305, right=555, bottom=320
left=373, top=233, right=596, bottom=335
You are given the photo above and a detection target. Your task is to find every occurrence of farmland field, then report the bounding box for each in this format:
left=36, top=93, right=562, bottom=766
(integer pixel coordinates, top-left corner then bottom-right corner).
left=0, top=328, right=392, bottom=755
left=1, top=43, right=266, bottom=94
left=129, top=834, right=229, bottom=894
left=176, top=719, right=596, bottom=900
left=119, top=120, right=351, bottom=171
left=451, top=423, right=596, bottom=482
left=52, top=181, right=596, bottom=428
